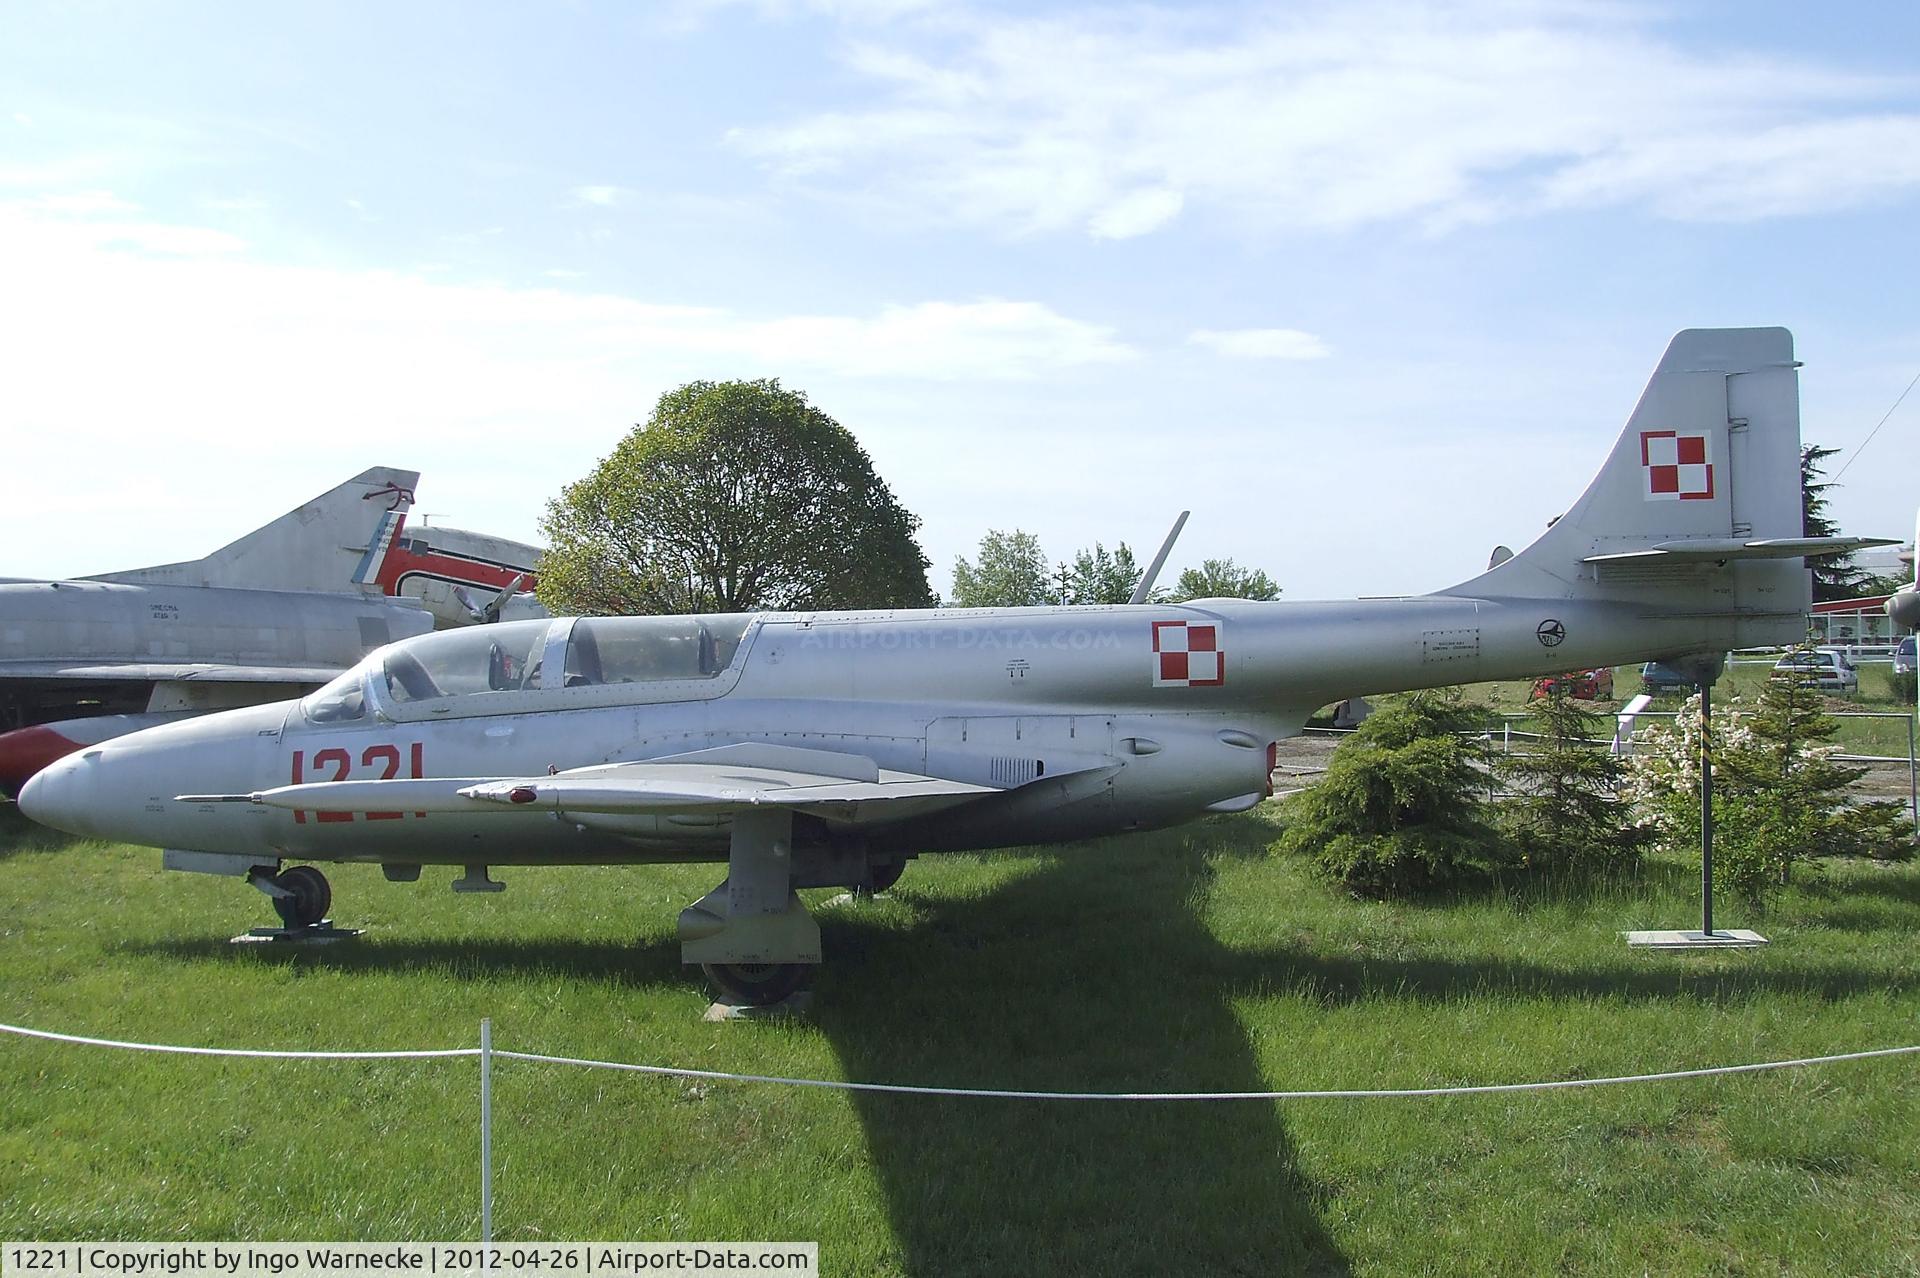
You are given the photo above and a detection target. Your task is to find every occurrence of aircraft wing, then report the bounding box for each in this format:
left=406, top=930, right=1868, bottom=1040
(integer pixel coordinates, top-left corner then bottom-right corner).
left=0, top=660, right=344, bottom=683
left=462, top=761, right=996, bottom=824
left=188, top=743, right=1002, bottom=826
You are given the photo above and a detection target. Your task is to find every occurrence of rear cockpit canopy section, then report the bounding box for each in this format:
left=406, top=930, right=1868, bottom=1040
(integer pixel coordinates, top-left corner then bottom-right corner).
left=300, top=614, right=757, bottom=725
left=566, top=615, right=750, bottom=686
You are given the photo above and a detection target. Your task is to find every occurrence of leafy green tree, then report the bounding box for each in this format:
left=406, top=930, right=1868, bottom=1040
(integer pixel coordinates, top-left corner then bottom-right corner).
left=537, top=379, right=933, bottom=615
left=1804, top=444, right=1866, bottom=602
left=1275, top=690, right=1510, bottom=897
left=1173, top=558, right=1280, bottom=602
left=1855, top=571, right=1909, bottom=600
left=1496, top=685, right=1649, bottom=873
left=1628, top=660, right=1911, bottom=904
left=951, top=529, right=1052, bottom=608
left=1062, top=542, right=1146, bottom=604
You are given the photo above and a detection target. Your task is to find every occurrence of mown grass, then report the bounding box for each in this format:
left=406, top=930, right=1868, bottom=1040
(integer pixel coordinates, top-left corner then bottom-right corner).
left=1461, top=663, right=1920, bottom=758
left=2, top=806, right=1917, bottom=1275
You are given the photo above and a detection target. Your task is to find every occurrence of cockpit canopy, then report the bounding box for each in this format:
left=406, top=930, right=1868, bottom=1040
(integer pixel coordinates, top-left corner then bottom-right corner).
left=301, top=614, right=755, bottom=723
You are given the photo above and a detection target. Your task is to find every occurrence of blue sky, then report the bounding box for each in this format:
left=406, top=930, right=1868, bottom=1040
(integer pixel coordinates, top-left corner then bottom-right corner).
left=4, top=0, right=1918, bottom=599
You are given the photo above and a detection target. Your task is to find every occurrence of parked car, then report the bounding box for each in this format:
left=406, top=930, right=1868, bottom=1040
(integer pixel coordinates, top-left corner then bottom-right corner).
left=1640, top=661, right=1697, bottom=694
left=1531, top=668, right=1615, bottom=700
left=1895, top=635, right=1916, bottom=677
left=1773, top=647, right=1858, bottom=693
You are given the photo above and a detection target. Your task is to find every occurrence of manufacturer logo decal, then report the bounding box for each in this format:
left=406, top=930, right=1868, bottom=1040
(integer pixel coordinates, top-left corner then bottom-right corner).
left=1536, top=619, right=1566, bottom=648
left=1640, top=430, right=1714, bottom=501
left=1152, top=620, right=1225, bottom=688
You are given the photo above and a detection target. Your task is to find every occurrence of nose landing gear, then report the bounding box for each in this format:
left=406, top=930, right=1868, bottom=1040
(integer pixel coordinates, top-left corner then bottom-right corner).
left=246, top=863, right=335, bottom=931
left=700, top=961, right=812, bottom=1006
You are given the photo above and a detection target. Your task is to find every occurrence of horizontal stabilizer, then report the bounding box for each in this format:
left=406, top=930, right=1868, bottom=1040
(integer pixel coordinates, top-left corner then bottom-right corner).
left=1582, top=536, right=1898, bottom=565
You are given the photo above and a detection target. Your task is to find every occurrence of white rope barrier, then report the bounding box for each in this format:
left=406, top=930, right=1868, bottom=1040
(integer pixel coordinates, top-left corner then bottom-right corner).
left=495, top=1043, right=1920, bottom=1101
left=5, top=1019, right=1912, bottom=1101
left=0, top=1022, right=477, bottom=1060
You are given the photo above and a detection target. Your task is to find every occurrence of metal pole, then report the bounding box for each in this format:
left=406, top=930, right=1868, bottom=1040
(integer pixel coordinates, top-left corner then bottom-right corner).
left=1908, top=703, right=1917, bottom=843
left=480, top=1018, right=493, bottom=1243
left=1700, top=682, right=1714, bottom=938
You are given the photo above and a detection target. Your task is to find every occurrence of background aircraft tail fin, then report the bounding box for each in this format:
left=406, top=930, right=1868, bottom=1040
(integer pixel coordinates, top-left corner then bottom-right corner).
left=94, top=467, right=421, bottom=594
left=1439, top=328, right=1878, bottom=649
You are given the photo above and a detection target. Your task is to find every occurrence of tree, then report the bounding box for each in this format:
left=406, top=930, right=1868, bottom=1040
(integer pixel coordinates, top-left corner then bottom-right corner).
left=1804, top=444, right=1866, bottom=602
left=1172, top=558, right=1280, bottom=602
left=951, top=530, right=1051, bottom=608
left=1062, top=542, right=1146, bottom=604
left=1496, top=685, right=1649, bottom=873
left=536, top=379, right=933, bottom=615
left=1274, top=690, right=1510, bottom=897
left=1627, top=660, right=1911, bottom=905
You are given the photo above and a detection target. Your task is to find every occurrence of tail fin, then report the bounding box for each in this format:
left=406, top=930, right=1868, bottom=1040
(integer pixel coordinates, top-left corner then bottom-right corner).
left=1441, top=328, right=1890, bottom=649
left=94, top=467, right=420, bottom=594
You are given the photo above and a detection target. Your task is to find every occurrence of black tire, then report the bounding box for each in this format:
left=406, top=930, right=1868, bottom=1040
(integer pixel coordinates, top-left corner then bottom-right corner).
left=273, top=865, right=332, bottom=929
left=865, top=860, right=906, bottom=893
left=701, top=961, right=812, bottom=1006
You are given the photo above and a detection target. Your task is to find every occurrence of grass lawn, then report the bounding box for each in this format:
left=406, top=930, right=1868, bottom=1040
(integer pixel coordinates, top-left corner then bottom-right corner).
left=2, top=806, right=1917, bottom=1275
left=1458, top=662, right=1919, bottom=759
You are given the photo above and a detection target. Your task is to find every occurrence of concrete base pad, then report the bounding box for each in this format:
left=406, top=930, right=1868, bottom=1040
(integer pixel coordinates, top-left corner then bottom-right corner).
left=820, top=891, right=893, bottom=908
left=230, top=920, right=363, bottom=945
left=703, top=991, right=814, bottom=1022
left=1624, top=928, right=1769, bottom=949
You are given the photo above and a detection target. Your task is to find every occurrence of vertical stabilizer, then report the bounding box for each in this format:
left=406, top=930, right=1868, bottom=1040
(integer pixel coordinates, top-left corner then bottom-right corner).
left=1438, top=329, right=1817, bottom=646
left=93, top=467, right=421, bottom=594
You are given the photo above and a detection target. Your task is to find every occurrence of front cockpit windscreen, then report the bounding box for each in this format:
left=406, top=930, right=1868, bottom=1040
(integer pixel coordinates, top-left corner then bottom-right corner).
left=302, top=666, right=368, bottom=723
left=563, top=615, right=752, bottom=686
left=380, top=619, right=553, bottom=705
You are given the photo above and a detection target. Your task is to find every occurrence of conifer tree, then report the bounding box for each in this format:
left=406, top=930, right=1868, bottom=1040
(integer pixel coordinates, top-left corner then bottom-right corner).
left=1718, top=657, right=1911, bottom=885
left=1275, top=690, right=1511, bottom=896
left=1497, top=684, right=1649, bottom=872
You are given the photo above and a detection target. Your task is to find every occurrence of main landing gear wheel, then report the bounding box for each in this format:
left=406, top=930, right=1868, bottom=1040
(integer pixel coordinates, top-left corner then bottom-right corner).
left=701, top=961, right=812, bottom=1006
left=272, top=865, right=332, bottom=929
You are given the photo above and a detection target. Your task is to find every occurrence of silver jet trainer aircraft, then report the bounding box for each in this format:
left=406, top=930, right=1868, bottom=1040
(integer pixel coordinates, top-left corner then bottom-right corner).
left=17, top=329, right=1888, bottom=1004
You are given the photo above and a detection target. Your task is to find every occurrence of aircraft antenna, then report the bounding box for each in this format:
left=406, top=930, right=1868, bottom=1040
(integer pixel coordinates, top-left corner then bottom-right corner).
left=1130, top=510, right=1190, bottom=605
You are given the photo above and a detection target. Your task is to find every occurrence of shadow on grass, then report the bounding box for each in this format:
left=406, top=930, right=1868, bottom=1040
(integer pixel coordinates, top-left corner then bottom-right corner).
left=1820, top=864, right=1920, bottom=908
left=814, top=850, right=1351, bottom=1277
left=0, top=807, right=88, bottom=862
left=119, top=934, right=692, bottom=993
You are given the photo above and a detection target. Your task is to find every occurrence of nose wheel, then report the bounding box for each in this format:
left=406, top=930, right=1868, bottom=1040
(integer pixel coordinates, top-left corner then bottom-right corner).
left=701, top=961, right=813, bottom=1006
left=269, top=865, right=332, bottom=929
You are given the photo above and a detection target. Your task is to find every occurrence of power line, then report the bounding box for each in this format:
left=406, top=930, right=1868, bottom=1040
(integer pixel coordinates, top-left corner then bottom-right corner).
left=1834, top=366, right=1920, bottom=482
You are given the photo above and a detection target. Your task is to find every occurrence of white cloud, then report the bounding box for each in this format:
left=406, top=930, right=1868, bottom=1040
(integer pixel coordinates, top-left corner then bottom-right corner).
left=0, top=203, right=1130, bottom=450
left=1089, top=186, right=1184, bottom=240
left=1189, top=328, right=1330, bottom=360
left=543, top=267, right=586, bottom=279
left=728, top=3, right=1920, bottom=237
left=25, top=191, right=138, bottom=215
left=0, top=202, right=1136, bottom=574
left=202, top=194, right=269, bottom=212
left=11, top=113, right=29, bottom=126
left=569, top=184, right=621, bottom=207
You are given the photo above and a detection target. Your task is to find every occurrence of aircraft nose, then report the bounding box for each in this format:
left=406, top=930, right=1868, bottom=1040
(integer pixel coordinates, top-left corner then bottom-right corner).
left=16, top=748, right=100, bottom=838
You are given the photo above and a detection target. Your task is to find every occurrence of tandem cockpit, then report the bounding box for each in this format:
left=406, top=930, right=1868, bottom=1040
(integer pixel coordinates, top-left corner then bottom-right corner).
left=303, top=614, right=758, bottom=725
